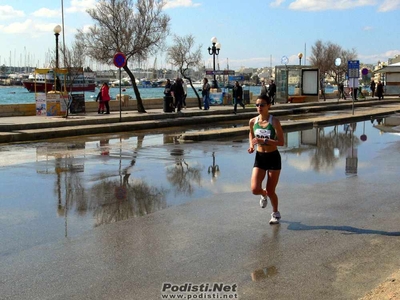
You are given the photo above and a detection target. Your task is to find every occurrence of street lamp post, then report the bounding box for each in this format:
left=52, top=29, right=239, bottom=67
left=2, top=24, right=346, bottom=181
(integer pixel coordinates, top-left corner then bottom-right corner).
left=298, top=53, right=303, bottom=65
left=208, top=37, right=221, bottom=89
left=54, top=25, right=62, bottom=69
left=53, top=25, right=62, bottom=91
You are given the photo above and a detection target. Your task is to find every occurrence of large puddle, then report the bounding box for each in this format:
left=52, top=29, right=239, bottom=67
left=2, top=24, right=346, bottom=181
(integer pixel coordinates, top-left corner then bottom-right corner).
left=1, top=116, right=400, bottom=256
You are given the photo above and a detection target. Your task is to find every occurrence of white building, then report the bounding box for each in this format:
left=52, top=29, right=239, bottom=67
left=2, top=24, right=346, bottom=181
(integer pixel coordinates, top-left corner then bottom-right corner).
left=374, top=62, right=400, bottom=96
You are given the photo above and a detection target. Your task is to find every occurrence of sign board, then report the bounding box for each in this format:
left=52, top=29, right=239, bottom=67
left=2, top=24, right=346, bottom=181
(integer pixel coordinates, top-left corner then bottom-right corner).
left=209, top=92, right=223, bottom=105
left=46, top=93, right=62, bottom=116
left=348, top=60, right=360, bottom=78
left=361, top=68, right=369, bottom=76
left=113, top=52, right=126, bottom=68
left=205, top=70, right=235, bottom=75
left=228, top=75, right=244, bottom=81
left=70, top=93, right=85, bottom=114
left=35, top=94, right=47, bottom=116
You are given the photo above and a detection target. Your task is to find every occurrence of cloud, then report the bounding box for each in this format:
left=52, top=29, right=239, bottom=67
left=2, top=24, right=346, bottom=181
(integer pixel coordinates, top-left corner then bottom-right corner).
left=288, top=0, right=375, bottom=11
left=32, top=8, right=60, bottom=18
left=359, top=50, right=400, bottom=64
left=0, top=5, right=24, bottom=20
left=363, top=26, right=373, bottom=31
left=378, top=0, right=400, bottom=12
left=0, top=19, right=63, bottom=37
left=66, top=0, right=97, bottom=13
left=164, top=0, right=201, bottom=9
left=270, top=0, right=286, bottom=8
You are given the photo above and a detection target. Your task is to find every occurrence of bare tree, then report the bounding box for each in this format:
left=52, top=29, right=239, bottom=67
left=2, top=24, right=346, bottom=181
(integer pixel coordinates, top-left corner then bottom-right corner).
left=59, top=41, right=88, bottom=118
left=76, top=0, right=170, bottom=113
left=309, top=40, right=357, bottom=100
left=167, top=34, right=203, bottom=109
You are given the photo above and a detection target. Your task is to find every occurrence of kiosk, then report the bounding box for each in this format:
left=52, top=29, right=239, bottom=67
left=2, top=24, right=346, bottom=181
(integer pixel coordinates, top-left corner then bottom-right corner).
left=274, top=65, right=319, bottom=103
left=34, top=68, right=69, bottom=116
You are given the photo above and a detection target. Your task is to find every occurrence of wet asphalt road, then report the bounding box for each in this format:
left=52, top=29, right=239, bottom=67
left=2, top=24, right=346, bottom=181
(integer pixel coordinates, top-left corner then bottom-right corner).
left=1, top=102, right=400, bottom=299
left=1, top=156, right=400, bottom=300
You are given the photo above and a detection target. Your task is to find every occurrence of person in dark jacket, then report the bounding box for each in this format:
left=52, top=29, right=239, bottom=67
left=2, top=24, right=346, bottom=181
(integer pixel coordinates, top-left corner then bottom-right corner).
left=376, top=81, right=384, bottom=100
left=163, top=79, right=173, bottom=112
left=202, top=78, right=211, bottom=110
left=233, top=81, right=245, bottom=114
left=171, top=78, right=185, bottom=112
left=95, top=90, right=104, bottom=114
left=338, top=82, right=346, bottom=100
left=268, top=80, right=276, bottom=105
left=164, top=79, right=172, bottom=97
left=370, top=80, right=376, bottom=98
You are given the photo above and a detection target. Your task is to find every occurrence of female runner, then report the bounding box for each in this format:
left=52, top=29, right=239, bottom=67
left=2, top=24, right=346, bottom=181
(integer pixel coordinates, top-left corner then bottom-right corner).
left=248, top=94, right=284, bottom=224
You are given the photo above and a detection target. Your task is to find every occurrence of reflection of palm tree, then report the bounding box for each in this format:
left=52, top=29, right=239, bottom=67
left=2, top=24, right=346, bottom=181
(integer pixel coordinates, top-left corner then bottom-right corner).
left=166, top=147, right=202, bottom=196
left=310, top=127, right=360, bottom=172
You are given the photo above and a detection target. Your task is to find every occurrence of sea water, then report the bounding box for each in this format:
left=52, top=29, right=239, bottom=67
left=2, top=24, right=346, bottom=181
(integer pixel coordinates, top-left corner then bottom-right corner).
left=1, top=85, right=258, bottom=105
left=0, top=85, right=245, bottom=105
left=1, top=84, right=367, bottom=105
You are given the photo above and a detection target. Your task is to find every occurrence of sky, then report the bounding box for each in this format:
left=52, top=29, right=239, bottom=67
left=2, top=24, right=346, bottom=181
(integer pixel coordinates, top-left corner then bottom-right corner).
left=0, top=0, right=399, bottom=71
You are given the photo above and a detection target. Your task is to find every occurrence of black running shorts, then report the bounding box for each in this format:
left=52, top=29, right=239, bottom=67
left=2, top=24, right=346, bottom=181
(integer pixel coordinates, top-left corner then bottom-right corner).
left=253, top=150, right=281, bottom=171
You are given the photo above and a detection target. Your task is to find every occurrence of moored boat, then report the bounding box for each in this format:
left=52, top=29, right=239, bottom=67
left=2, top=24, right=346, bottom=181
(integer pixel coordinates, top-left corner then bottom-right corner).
left=22, top=72, right=96, bottom=93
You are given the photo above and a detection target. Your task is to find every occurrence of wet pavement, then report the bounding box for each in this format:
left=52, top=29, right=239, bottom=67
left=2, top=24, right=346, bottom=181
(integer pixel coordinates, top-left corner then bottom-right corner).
left=1, top=100, right=400, bottom=299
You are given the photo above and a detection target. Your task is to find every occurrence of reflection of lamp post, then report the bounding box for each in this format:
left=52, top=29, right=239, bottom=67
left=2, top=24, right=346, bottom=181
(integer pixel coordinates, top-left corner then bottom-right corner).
left=208, top=152, right=220, bottom=182
left=298, top=53, right=303, bottom=65
left=54, top=25, right=62, bottom=69
left=208, top=37, right=221, bottom=89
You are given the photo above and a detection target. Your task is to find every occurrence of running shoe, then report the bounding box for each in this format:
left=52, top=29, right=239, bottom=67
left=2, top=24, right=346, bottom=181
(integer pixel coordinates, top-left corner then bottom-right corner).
left=269, top=211, right=281, bottom=225
left=260, top=195, right=268, bottom=208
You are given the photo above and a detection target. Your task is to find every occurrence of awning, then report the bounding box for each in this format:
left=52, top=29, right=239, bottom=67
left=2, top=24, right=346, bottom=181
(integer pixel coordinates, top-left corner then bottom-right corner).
left=373, top=62, right=400, bottom=73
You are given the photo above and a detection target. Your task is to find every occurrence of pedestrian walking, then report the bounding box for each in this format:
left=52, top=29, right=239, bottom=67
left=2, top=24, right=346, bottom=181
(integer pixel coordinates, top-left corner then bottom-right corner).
left=233, top=81, right=245, bottom=114
left=376, top=81, right=384, bottom=100
left=370, top=80, right=376, bottom=98
left=100, top=82, right=111, bottom=114
left=268, top=80, right=276, bottom=105
left=202, top=78, right=211, bottom=110
left=248, top=94, right=285, bottom=224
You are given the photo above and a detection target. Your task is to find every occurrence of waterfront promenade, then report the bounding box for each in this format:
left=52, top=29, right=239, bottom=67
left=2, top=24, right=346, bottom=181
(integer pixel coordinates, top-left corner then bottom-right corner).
left=1, top=98, right=400, bottom=299
left=1, top=97, right=400, bottom=144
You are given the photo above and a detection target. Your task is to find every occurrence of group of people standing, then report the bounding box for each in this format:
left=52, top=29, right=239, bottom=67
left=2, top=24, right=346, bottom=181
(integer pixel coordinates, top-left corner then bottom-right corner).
left=96, top=82, right=111, bottom=114
left=370, top=79, right=384, bottom=100
left=337, top=80, right=385, bottom=101
left=164, top=78, right=188, bottom=112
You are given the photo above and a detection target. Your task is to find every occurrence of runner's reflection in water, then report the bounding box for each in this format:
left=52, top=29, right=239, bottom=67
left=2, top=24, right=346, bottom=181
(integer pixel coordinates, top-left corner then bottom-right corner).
left=251, top=225, right=281, bottom=281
